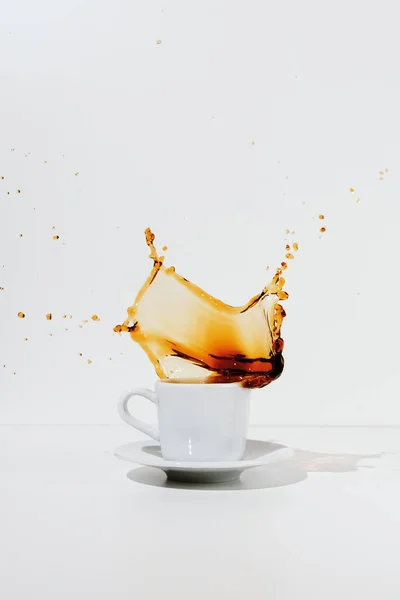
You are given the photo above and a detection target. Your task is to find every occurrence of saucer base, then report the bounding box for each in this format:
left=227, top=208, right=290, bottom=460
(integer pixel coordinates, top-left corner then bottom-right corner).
left=115, top=439, right=293, bottom=485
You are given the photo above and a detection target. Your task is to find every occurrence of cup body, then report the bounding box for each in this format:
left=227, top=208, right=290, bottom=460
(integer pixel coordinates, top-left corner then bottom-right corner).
left=155, top=381, right=250, bottom=462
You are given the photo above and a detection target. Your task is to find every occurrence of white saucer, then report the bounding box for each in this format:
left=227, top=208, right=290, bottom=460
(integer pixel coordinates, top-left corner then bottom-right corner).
left=114, top=439, right=293, bottom=483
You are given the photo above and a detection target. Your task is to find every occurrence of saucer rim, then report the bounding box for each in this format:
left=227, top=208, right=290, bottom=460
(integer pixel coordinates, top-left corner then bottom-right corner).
left=114, top=439, right=293, bottom=471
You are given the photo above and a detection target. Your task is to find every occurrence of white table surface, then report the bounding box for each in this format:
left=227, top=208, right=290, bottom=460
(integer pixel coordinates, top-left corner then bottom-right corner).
left=1, top=425, right=400, bottom=599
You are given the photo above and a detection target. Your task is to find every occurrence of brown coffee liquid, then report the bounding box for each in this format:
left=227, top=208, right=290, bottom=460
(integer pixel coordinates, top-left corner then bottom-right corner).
left=114, top=229, right=288, bottom=388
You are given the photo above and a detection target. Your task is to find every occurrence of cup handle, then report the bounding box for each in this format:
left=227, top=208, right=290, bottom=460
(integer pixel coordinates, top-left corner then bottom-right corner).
left=118, top=389, right=159, bottom=441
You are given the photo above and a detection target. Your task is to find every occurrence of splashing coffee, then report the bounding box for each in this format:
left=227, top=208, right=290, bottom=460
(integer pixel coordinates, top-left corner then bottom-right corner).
left=114, top=229, right=288, bottom=388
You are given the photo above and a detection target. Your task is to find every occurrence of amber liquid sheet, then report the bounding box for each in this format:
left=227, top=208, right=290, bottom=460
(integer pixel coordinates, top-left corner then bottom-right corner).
left=114, top=229, right=288, bottom=388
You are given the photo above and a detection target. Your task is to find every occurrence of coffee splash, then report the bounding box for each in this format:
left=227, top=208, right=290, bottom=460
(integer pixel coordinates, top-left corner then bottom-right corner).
left=114, top=229, right=288, bottom=388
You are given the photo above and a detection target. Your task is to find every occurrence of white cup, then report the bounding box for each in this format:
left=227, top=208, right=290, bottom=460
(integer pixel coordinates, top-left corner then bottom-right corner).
left=118, top=381, right=250, bottom=462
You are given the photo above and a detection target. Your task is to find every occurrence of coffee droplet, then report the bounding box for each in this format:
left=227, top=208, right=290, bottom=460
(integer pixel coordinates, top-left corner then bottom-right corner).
left=91, top=314, right=100, bottom=321
left=53, top=235, right=59, bottom=240
left=285, top=253, right=294, bottom=260
left=156, top=39, right=161, bottom=44
left=87, top=359, right=92, bottom=364
left=46, top=313, right=52, bottom=320
left=318, top=214, right=325, bottom=220
left=349, top=188, right=355, bottom=193
left=320, top=227, right=326, bottom=233
left=293, top=242, right=299, bottom=251
left=18, top=312, right=25, bottom=319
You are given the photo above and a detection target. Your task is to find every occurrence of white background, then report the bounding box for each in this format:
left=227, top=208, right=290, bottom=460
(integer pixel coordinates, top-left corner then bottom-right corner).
left=3, top=425, right=400, bottom=600
left=1, top=0, right=400, bottom=425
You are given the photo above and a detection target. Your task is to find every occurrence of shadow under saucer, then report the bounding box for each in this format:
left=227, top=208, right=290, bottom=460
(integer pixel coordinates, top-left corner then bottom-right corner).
left=127, top=461, right=307, bottom=491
